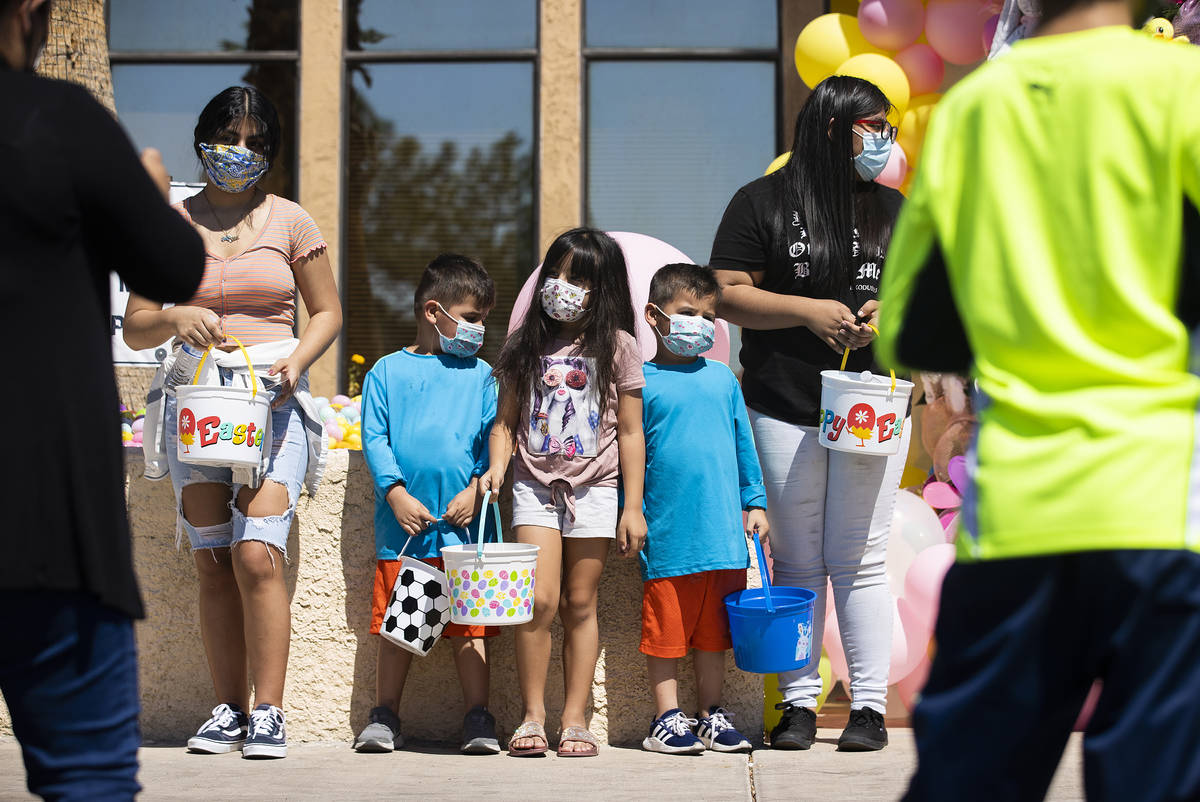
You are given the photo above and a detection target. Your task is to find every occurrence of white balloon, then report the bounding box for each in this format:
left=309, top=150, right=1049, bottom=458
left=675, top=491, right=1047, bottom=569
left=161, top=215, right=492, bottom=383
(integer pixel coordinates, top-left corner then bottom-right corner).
left=885, top=491, right=944, bottom=596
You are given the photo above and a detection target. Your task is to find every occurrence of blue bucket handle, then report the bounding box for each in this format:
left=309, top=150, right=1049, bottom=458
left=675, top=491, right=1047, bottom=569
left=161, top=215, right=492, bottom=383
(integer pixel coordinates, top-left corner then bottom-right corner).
left=751, top=533, right=775, bottom=614
left=476, top=489, right=504, bottom=559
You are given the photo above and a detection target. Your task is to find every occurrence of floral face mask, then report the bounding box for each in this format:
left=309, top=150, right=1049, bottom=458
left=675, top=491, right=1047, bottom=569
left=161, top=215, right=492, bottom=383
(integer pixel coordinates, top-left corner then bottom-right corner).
left=199, top=143, right=269, bottom=193
left=540, top=277, right=590, bottom=323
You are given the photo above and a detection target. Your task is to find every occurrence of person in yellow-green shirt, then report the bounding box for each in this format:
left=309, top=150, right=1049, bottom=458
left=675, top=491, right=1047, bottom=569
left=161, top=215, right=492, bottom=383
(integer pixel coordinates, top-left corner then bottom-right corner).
left=876, top=0, right=1200, bottom=797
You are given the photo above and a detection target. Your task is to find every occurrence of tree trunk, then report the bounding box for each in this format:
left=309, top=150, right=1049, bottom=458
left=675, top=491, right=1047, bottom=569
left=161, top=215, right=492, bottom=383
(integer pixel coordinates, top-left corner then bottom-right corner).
left=37, top=0, right=114, bottom=113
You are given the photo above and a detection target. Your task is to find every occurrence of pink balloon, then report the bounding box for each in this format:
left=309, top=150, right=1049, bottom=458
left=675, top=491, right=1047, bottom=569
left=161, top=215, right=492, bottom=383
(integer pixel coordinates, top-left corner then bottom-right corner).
left=894, top=43, right=945, bottom=97
left=894, top=652, right=932, bottom=712
left=877, top=143, right=909, bottom=190
left=890, top=596, right=934, bottom=683
left=824, top=601, right=849, bottom=682
left=858, top=0, right=926, bottom=51
left=507, top=232, right=731, bottom=365
left=922, top=480, right=961, bottom=510
left=983, top=12, right=1000, bottom=53
left=939, top=510, right=959, bottom=536
left=903, top=543, right=956, bottom=630
left=925, top=0, right=988, bottom=65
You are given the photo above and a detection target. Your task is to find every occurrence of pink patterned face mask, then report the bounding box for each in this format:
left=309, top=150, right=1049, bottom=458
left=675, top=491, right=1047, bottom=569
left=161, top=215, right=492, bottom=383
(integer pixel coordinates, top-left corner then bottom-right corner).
left=651, top=304, right=715, bottom=357
left=540, top=278, right=590, bottom=322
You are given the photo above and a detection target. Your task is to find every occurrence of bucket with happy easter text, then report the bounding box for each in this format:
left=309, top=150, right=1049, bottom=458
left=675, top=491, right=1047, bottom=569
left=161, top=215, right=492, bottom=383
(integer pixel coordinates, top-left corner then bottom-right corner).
left=441, top=491, right=539, bottom=625
left=725, top=536, right=817, bottom=674
left=175, top=337, right=272, bottom=469
left=817, top=369, right=913, bottom=456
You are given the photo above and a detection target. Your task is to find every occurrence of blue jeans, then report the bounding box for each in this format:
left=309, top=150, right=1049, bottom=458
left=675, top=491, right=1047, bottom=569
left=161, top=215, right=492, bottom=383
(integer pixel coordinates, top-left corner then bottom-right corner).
left=0, top=591, right=140, bottom=801
left=904, top=549, right=1200, bottom=802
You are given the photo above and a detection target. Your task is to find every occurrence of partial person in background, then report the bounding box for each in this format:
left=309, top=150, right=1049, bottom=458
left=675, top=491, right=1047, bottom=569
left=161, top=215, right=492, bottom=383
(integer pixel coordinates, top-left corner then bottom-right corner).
left=0, top=0, right=205, bottom=798
left=710, top=76, right=908, bottom=753
left=877, top=0, right=1200, bottom=797
left=124, top=85, right=341, bottom=760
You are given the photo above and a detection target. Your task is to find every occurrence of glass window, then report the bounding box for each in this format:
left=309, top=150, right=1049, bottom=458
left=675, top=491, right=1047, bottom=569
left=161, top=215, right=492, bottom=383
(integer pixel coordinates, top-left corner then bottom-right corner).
left=587, top=61, right=775, bottom=275
left=107, top=0, right=298, bottom=52
left=585, top=0, right=777, bottom=49
left=113, top=63, right=297, bottom=199
left=349, top=0, right=537, bottom=51
left=345, top=62, right=536, bottom=370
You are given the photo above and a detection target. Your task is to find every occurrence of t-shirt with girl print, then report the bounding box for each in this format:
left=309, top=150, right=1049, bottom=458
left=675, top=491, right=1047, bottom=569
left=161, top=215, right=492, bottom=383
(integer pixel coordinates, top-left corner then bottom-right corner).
left=174, top=194, right=327, bottom=346
left=514, top=329, right=644, bottom=491
left=709, top=172, right=903, bottom=427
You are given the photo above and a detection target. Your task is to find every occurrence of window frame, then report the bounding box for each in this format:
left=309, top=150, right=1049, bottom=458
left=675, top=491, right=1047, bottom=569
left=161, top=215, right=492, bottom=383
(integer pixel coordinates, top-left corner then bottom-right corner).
left=580, top=0, right=785, bottom=224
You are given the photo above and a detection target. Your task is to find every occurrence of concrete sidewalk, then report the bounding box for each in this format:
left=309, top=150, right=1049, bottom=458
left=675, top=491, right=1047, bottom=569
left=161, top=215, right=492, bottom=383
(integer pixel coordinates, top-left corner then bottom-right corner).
left=0, top=730, right=1084, bottom=801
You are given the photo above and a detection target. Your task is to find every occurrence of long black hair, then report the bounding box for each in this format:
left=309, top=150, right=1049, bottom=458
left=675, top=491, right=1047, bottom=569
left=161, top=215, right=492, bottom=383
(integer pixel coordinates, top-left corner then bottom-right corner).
left=193, top=86, right=282, bottom=171
left=493, top=228, right=635, bottom=414
left=780, top=75, right=895, bottom=299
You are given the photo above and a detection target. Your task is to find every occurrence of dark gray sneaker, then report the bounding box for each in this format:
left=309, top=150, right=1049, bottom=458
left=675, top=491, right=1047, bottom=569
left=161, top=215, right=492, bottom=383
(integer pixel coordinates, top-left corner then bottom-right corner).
left=837, top=707, right=888, bottom=751
left=355, top=706, right=404, bottom=753
left=461, top=706, right=501, bottom=754
left=770, top=704, right=817, bottom=750
left=242, top=704, right=287, bottom=759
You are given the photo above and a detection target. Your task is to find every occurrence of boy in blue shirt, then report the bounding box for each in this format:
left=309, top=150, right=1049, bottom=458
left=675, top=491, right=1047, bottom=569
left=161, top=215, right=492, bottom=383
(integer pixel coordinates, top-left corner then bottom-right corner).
left=356, top=254, right=499, bottom=755
left=638, top=264, right=769, bottom=755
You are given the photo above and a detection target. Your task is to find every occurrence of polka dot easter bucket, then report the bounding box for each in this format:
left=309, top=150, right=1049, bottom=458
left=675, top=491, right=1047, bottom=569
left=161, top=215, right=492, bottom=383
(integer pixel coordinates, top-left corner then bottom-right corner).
left=441, top=491, right=539, bottom=626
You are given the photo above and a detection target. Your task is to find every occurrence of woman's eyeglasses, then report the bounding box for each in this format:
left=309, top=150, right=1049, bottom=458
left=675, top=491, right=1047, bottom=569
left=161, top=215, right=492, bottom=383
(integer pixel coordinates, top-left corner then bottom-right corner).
left=853, top=119, right=898, bottom=142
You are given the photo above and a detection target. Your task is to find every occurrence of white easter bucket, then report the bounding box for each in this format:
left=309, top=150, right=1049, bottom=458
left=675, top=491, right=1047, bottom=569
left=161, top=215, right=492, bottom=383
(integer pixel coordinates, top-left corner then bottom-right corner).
left=441, top=491, right=539, bottom=626
left=818, top=369, right=913, bottom=456
left=379, top=542, right=450, bottom=656
left=175, top=337, right=272, bottom=468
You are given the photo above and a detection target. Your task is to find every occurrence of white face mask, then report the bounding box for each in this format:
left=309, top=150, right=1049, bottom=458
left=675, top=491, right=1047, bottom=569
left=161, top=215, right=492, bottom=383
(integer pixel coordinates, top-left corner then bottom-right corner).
left=540, top=277, right=590, bottom=323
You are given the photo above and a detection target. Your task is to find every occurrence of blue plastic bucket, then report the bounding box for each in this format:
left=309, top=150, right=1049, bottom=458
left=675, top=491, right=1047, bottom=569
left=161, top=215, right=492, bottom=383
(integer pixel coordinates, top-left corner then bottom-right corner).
left=724, top=535, right=817, bottom=674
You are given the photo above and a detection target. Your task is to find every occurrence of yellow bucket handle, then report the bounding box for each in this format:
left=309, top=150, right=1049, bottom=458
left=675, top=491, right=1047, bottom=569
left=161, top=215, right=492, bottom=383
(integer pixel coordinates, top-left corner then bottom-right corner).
left=839, top=323, right=897, bottom=395
left=189, top=335, right=259, bottom=400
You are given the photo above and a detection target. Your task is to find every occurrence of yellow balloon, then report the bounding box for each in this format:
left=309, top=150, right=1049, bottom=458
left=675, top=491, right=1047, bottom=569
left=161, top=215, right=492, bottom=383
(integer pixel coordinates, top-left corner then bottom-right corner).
left=836, top=53, right=911, bottom=121
left=765, top=151, right=791, bottom=176
left=896, top=93, right=942, bottom=165
left=794, top=13, right=886, bottom=89
left=763, top=652, right=835, bottom=733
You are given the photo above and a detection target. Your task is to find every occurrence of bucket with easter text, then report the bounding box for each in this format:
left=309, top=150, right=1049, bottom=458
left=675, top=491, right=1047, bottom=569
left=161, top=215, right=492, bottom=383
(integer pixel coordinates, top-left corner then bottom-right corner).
left=175, top=337, right=271, bottom=469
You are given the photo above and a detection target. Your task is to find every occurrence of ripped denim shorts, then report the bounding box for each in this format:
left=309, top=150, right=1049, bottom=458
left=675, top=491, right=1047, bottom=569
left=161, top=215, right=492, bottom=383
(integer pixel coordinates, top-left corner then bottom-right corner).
left=164, top=368, right=308, bottom=555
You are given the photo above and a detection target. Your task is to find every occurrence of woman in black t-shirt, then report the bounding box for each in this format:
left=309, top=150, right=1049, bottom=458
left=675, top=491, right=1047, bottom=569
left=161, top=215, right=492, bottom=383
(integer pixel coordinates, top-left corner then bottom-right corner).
left=710, top=76, right=908, bottom=753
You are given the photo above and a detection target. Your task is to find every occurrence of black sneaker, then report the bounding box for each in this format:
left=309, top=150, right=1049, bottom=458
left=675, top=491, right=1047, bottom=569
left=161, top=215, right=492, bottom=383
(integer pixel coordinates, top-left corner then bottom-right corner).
left=243, top=704, right=287, bottom=759
left=355, top=706, right=403, bottom=753
left=187, top=703, right=248, bottom=753
left=837, top=707, right=888, bottom=751
left=461, top=706, right=501, bottom=755
left=770, top=704, right=817, bottom=750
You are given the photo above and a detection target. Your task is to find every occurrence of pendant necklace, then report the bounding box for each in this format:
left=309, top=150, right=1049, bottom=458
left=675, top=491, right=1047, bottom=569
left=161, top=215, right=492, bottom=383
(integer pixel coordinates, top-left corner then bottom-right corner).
left=203, top=190, right=257, bottom=244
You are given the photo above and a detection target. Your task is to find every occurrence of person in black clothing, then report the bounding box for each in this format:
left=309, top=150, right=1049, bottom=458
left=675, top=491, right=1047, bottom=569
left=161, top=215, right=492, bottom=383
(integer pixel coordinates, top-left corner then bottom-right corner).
left=0, top=1, right=205, bottom=798
left=710, top=76, right=907, bottom=753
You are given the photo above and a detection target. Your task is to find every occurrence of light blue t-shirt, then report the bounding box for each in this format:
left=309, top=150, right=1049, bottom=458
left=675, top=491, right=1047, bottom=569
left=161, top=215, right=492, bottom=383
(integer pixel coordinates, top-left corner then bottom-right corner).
left=361, top=349, right=497, bottom=560
left=640, top=358, right=767, bottom=580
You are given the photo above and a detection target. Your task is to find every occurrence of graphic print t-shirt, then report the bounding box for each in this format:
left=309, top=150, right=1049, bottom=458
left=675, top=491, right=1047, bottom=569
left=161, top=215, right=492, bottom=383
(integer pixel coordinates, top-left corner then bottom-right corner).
left=515, top=330, right=645, bottom=490
left=709, top=172, right=904, bottom=426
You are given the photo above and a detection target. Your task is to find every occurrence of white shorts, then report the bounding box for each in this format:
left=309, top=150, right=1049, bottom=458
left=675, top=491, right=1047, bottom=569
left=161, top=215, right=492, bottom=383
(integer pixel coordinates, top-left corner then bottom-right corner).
left=511, top=479, right=618, bottom=539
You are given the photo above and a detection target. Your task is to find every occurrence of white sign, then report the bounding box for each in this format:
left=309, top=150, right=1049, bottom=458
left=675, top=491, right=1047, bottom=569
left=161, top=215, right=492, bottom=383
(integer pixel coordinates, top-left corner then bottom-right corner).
left=111, top=182, right=205, bottom=365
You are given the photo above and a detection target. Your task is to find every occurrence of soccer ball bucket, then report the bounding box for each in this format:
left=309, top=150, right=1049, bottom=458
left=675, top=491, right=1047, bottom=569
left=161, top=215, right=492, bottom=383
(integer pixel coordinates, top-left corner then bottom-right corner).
left=379, top=556, right=450, bottom=656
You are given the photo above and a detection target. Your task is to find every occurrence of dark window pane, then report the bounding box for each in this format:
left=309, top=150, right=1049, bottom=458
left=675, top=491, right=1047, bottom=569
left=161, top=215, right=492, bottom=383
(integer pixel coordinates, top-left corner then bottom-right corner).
left=346, top=63, right=535, bottom=374
left=113, top=64, right=296, bottom=200
left=348, top=0, right=536, bottom=51
left=108, top=0, right=298, bottom=52
left=585, top=0, right=776, bottom=48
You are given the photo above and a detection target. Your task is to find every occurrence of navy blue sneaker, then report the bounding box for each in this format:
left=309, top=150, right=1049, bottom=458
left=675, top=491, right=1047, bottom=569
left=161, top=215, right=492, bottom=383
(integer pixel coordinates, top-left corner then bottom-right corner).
left=642, top=709, right=704, bottom=755
left=697, top=706, right=752, bottom=753
left=243, top=704, right=287, bottom=759
left=187, top=703, right=248, bottom=754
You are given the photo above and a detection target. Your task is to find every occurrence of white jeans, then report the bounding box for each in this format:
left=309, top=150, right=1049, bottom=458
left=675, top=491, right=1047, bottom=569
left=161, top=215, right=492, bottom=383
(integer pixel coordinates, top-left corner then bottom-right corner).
left=749, top=409, right=910, bottom=714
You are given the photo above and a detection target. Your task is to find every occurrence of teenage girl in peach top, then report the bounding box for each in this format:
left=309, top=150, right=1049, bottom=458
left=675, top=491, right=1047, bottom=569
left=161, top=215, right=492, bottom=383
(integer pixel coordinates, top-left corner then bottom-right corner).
left=124, top=86, right=341, bottom=759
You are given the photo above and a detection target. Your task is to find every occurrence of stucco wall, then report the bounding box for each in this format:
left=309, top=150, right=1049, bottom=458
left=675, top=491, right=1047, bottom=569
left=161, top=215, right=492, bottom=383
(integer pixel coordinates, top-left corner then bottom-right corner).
left=0, top=448, right=765, bottom=747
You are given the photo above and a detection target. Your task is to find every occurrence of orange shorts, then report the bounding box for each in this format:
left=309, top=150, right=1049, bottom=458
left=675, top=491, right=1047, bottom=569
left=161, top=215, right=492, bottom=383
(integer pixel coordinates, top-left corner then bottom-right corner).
left=371, top=559, right=498, bottom=639
left=640, top=569, right=747, bottom=658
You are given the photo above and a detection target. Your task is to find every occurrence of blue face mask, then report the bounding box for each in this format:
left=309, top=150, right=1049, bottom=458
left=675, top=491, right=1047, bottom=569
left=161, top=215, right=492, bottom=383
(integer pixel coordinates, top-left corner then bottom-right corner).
left=852, top=129, right=893, bottom=181
left=436, top=303, right=485, bottom=357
